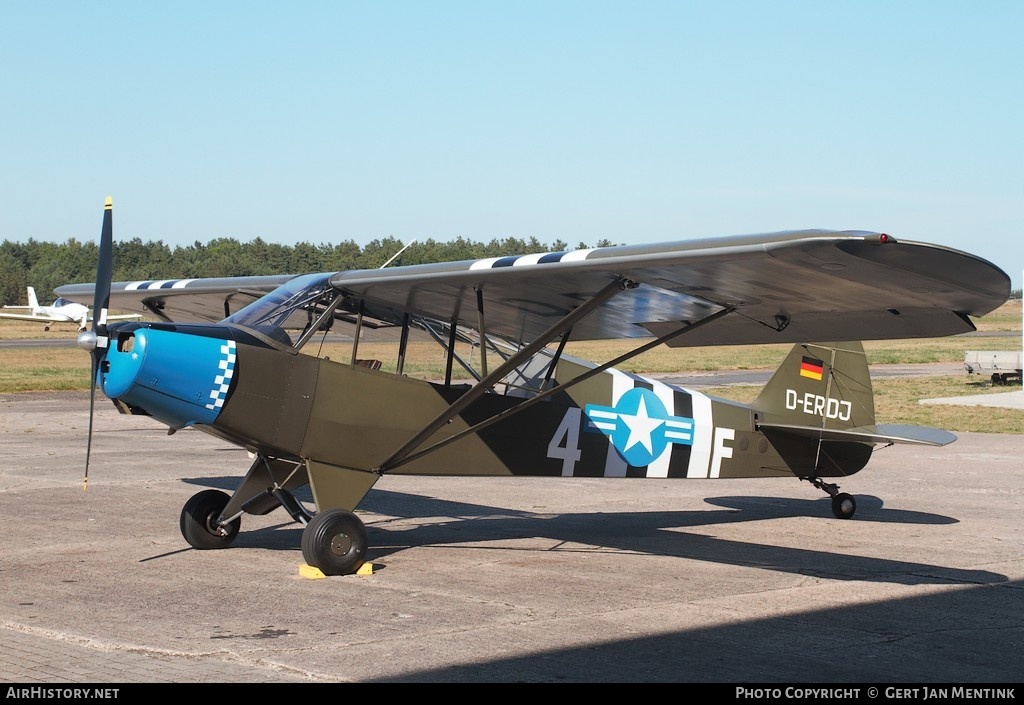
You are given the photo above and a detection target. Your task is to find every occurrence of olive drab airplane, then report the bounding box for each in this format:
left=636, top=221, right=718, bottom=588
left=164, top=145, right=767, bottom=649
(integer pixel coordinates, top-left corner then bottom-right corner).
left=57, top=197, right=1012, bottom=577
left=0, top=286, right=141, bottom=331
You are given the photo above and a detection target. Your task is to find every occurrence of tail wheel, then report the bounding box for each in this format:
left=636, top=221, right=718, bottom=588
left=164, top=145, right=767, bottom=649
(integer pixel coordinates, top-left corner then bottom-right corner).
left=301, top=509, right=367, bottom=576
left=180, top=489, right=241, bottom=549
left=832, top=492, right=857, bottom=519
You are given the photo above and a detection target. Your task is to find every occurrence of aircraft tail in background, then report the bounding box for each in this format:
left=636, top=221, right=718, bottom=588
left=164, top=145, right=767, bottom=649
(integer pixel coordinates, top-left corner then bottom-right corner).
left=26, top=286, right=40, bottom=313
left=0, top=286, right=141, bottom=331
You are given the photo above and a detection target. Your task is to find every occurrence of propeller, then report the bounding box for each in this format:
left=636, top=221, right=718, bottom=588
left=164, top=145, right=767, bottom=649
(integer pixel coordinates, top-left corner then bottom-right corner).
left=76, top=196, right=114, bottom=490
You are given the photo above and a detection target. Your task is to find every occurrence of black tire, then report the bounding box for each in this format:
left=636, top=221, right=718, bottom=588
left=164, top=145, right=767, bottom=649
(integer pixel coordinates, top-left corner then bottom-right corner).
left=301, top=509, right=367, bottom=576
left=831, top=492, right=857, bottom=519
left=180, top=489, right=240, bottom=549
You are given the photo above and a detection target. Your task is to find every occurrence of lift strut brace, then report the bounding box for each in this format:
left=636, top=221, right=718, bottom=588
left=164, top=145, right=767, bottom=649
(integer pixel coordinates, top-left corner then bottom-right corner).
left=377, top=296, right=737, bottom=473
left=375, top=277, right=632, bottom=473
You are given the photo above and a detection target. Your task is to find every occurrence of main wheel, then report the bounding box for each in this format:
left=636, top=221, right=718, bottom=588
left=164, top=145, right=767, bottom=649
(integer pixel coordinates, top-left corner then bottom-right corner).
left=831, top=492, right=857, bottom=519
left=301, top=509, right=367, bottom=576
left=180, top=489, right=240, bottom=549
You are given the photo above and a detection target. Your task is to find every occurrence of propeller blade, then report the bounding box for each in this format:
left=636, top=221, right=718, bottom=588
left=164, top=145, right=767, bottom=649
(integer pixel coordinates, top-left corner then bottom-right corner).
left=80, top=196, right=115, bottom=490
left=84, top=354, right=98, bottom=490
left=93, top=196, right=114, bottom=343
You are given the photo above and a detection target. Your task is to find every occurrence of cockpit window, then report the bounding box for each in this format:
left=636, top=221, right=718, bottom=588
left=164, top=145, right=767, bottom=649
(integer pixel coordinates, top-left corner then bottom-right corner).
left=222, top=273, right=338, bottom=347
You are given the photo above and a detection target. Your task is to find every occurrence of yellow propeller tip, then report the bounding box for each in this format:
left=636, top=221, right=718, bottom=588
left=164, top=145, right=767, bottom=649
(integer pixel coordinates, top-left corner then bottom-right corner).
left=104, top=196, right=113, bottom=208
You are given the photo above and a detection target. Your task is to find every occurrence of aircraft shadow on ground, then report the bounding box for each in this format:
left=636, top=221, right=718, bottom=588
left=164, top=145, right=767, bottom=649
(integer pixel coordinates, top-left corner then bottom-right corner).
left=367, top=577, right=1024, bottom=683
left=183, top=477, right=1002, bottom=587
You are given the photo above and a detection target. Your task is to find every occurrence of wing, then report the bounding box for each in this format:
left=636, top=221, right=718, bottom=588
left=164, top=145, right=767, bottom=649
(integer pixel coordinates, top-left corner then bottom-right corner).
left=0, top=311, right=65, bottom=323
left=54, top=230, right=1010, bottom=345
left=55, top=275, right=299, bottom=324
left=328, top=230, right=1010, bottom=346
left=99, top=313, right=145, bottom=322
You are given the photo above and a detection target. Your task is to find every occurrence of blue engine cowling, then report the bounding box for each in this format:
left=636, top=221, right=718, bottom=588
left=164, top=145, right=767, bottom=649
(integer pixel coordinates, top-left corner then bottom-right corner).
left=100, top=326, right=238, bottom=429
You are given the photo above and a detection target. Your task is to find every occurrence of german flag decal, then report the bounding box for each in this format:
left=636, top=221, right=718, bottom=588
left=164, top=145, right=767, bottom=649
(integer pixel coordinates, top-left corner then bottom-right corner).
left=799, top=356, right=824, bottom=380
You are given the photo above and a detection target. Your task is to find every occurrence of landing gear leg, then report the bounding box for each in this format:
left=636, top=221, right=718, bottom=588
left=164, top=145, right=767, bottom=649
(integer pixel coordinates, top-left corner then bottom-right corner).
left=272, top=487, right=314, bottom=524
left=806, top=477, right=857, bottom=519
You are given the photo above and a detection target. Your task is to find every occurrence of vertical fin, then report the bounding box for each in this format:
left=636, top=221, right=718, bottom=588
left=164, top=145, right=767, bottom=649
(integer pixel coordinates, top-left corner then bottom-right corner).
left=753, top=341, right=875, bottom=430
left=753, top=341, right=876, bottom=478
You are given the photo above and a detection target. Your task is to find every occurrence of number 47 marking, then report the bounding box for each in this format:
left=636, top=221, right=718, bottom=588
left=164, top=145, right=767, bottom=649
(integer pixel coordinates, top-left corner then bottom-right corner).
left=547, top=407, right=582, bottom=476
left=545, top=407, right=737, bottom=479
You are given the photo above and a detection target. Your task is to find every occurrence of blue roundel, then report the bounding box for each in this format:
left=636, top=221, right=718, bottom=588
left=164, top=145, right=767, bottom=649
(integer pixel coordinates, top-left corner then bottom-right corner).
left=584, top=387, right=695, bottom=467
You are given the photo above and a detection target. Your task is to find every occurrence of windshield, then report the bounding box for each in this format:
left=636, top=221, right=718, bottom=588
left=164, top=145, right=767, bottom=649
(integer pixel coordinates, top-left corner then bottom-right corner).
left=222, top=273, right=338, bottom=347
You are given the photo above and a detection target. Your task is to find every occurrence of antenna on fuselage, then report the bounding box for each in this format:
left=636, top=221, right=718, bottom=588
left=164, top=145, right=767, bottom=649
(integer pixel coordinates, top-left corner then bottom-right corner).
left=343, top=239, right=417, bottom=366
left=380, top=239, right=416, bottom=268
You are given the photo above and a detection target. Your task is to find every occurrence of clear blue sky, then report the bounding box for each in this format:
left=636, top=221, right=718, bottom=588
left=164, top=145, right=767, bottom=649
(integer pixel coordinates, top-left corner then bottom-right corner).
left=2, top=1, right=1021, bottom=291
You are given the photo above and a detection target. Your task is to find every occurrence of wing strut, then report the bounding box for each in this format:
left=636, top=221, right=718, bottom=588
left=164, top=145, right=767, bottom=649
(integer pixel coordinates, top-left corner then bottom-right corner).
left=375, top=276, right=635, bottom=473
left=397, top=313, right=411, bottom=376
left=379, top=303, right=737, bottom=472
left=542, top=327, right=572, bottom=391
left=444, top=317, right=458, bottom=386
left=415, top=318, right=485, bottom=383
left=349, top=300, right=365, bottom=365
left=295, top=290, right=345, bottom=349
left=475, top=287, right=488, bottom=377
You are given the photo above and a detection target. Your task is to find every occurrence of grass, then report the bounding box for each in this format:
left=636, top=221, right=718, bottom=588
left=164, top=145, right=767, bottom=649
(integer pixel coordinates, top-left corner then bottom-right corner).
left=0, top=347, right=92, bottom=391
left=2, top=301, right=1020, bottom=433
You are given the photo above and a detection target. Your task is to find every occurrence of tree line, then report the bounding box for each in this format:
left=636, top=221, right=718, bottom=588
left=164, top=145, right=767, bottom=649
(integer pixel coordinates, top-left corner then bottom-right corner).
left=0, top=235, right=617, bottom=307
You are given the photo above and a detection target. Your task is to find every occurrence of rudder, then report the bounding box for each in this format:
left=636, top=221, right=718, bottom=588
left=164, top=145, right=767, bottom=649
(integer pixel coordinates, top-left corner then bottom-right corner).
left=754, top=341, right=875, bottom=432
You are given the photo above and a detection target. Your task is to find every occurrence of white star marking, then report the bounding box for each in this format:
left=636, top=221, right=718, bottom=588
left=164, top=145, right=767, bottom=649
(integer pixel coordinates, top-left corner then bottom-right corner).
left=619, top=395, right=665, bottom=454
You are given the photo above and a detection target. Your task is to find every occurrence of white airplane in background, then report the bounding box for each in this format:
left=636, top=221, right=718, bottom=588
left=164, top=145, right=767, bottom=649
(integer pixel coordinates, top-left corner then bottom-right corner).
left=0, top=286, right=141, bottom=331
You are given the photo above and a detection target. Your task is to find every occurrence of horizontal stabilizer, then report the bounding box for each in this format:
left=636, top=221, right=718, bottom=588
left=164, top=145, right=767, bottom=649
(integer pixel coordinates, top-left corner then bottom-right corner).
left=758, top=422, right=957, bottom=447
